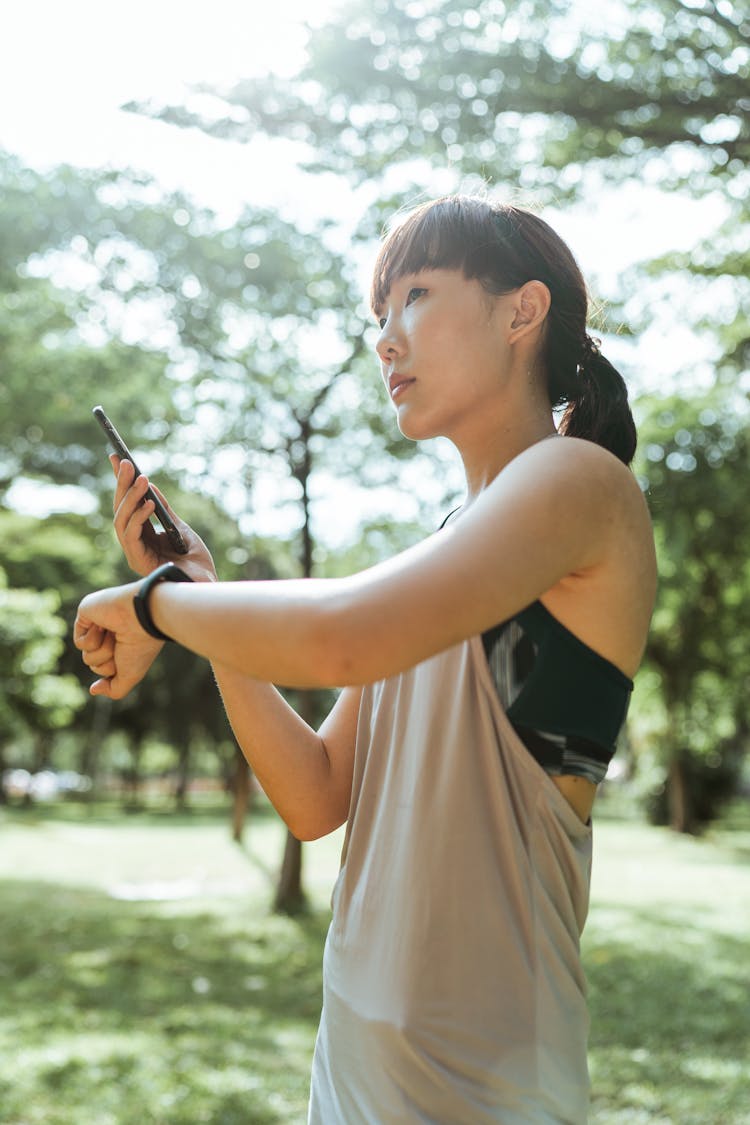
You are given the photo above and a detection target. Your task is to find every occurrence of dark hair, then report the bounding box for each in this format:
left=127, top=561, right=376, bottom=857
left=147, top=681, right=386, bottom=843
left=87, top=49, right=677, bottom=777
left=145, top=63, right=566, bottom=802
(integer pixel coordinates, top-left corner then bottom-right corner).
left=371, top=195, right=637, bottom=465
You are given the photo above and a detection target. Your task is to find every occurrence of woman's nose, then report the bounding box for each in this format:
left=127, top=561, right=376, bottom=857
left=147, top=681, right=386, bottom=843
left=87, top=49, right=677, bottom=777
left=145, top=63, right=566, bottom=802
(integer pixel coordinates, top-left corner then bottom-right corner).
left=376, top=319, right=404, bottom=364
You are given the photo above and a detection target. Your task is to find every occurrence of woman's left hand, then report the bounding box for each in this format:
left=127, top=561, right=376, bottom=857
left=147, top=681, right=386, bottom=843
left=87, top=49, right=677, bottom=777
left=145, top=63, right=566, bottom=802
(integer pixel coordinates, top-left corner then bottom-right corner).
left=74, top=582, right=164, bottom=699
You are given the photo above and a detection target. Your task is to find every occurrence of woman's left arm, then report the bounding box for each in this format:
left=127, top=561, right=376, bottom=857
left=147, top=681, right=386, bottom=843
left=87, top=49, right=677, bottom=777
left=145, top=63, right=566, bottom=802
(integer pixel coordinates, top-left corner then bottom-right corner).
left=75, top=438, right=644, bottom=697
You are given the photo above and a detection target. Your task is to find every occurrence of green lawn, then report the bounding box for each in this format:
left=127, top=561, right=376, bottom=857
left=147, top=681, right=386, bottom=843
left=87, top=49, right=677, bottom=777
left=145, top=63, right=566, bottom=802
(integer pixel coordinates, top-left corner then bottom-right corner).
left=583, top=813, right=750, bottom=1124
left=1, top=800, right=748, bottom=1124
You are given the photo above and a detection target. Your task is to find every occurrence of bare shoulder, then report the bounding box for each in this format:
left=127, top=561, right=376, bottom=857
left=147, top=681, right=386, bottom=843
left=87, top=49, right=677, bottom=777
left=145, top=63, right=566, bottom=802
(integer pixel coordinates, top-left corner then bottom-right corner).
left=510, top=434, right=649, bottom=527
left=514, top=436, right=657, bottom=677
left=507, top=432, right=644, bottom=497
left=547, top=436, right=655, bottom=561
left=483, top=435, right=653, bottom=557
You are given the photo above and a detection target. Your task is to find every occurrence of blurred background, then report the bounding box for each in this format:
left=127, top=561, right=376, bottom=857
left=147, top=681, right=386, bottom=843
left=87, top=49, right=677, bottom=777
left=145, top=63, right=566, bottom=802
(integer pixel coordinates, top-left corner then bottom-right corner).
left=1, top=1, right=748, bottom=1122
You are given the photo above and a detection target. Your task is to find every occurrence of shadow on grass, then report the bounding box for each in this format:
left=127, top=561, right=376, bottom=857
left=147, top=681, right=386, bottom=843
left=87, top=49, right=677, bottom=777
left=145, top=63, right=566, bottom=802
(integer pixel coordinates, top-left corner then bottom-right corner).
left=0, top=877, right=329, bottom=1124
left=2, top=873, right=748, bottom=1124
left=1, top=798, right=280, bottom=830
left=585, top=910, right=750, bottom=1124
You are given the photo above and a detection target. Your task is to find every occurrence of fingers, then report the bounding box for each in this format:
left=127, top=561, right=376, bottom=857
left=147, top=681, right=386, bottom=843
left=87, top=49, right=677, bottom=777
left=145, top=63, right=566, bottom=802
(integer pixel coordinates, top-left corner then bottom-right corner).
left=113, top=460, right=153, bottom=530
left=113, top=458, right=145, bottom=518
left=109, top=461, right=201, bottom=577
left=112, top=456, right=134, bottom=511
left=113, top=465, right=156, bottom=543
left=73, top=583, right=162, bottom=702
left=76, top=623, right=117, bottom=679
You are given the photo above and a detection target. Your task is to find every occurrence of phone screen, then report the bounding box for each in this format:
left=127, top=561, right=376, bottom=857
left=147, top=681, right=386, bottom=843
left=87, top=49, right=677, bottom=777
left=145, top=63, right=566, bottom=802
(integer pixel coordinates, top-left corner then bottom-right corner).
left=92, top=406, right=188, bottom=554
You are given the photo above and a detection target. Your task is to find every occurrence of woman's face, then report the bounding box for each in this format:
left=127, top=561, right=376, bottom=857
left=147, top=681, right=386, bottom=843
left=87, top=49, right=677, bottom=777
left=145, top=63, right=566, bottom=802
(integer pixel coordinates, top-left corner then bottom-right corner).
left=373, top=268, right=514, bottom=443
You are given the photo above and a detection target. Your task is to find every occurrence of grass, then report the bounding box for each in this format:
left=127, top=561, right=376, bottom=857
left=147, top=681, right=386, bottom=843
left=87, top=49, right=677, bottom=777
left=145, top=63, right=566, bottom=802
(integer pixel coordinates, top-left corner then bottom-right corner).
left=1, top=798, right=749, bottom=1124
left=583, top=815, right=750, bottom=1124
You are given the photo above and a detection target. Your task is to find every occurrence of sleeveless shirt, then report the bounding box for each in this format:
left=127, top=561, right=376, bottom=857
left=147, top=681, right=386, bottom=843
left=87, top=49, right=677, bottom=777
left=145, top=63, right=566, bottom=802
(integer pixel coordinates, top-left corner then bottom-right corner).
left=309, top=634, right=593, bottom=1124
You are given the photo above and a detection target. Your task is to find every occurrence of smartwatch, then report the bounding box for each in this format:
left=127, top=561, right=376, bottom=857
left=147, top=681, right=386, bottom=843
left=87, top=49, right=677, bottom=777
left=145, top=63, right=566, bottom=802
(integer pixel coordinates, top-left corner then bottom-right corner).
left=133, top=562, right=194, bottom=642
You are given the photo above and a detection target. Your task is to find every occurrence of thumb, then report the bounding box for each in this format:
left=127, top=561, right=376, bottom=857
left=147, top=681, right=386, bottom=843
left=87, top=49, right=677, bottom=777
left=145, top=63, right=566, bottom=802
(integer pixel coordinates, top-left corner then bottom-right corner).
left=90, top=677, right=114, bottom=698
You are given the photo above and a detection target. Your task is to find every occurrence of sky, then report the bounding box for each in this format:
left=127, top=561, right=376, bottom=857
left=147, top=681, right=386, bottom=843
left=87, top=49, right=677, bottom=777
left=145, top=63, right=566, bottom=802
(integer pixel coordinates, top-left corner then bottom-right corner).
left=1, top=1, right=721, bottom=259
left=0, top=1, right=342, bottom=215
left=0, top=1, right=727, bottom=531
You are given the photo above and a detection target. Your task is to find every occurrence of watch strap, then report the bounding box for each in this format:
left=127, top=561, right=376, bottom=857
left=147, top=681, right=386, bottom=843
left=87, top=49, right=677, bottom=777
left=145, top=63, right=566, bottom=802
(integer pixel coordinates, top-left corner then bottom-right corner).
left=133, top=562, right=193, bottom=642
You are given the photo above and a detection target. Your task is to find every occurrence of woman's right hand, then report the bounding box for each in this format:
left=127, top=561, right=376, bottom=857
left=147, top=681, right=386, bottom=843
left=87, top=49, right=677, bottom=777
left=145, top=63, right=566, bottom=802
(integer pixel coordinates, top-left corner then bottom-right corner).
left=111, top=455, right=218, bottom=584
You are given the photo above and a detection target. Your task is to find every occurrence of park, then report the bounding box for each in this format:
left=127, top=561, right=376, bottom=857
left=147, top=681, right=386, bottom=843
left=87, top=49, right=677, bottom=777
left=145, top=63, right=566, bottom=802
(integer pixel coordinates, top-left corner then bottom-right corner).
left=2, top=792, right=749, bottom=1122
left=1, top=0, right=749, bottom=1121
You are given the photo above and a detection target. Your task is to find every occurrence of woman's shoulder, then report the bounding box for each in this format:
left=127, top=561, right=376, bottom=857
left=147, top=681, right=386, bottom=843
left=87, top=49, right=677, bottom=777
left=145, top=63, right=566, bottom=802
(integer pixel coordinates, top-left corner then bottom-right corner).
left=485, top=434, right=650, bottom=532
left=509, top=432, right=640, bottom=487
left=509, top=436, right=656, bottom=677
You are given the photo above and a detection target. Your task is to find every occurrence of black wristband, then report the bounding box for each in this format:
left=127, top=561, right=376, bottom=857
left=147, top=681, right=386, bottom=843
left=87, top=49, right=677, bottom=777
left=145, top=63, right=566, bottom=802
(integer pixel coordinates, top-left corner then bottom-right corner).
left=133, top=562, right=194, bottom=642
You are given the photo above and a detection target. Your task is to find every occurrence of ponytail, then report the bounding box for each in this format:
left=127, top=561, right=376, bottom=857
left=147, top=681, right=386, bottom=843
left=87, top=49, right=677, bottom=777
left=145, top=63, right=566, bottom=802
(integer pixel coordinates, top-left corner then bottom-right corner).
left=557, top=335, right=637, bottom=466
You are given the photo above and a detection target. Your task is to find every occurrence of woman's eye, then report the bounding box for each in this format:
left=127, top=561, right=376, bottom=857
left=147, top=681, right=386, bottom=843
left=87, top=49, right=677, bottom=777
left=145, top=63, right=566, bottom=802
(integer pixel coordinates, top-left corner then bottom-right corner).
left=376, top=286, right=426, bottom=328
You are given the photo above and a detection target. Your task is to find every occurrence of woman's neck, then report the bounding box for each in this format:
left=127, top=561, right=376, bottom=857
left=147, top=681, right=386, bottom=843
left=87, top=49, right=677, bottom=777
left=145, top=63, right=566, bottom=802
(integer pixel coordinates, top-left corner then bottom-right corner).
left=456, top=412, right=558, bottom=506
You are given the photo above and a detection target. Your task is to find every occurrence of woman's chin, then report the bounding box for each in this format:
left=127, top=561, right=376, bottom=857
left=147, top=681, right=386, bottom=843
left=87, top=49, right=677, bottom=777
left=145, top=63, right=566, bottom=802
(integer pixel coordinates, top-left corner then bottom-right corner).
left=396, top=412, right=440, bottom=443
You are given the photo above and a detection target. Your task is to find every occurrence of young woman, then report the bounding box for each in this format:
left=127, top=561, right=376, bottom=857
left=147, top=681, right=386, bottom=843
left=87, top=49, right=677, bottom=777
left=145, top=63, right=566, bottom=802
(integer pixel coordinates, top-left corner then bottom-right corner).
left=75, top=195, right=656, bottom=1123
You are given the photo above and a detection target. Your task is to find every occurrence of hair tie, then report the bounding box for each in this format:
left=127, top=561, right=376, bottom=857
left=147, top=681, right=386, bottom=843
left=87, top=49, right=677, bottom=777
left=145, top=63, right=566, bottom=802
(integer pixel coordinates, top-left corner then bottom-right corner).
left=579, top=332, right=601, bottom=372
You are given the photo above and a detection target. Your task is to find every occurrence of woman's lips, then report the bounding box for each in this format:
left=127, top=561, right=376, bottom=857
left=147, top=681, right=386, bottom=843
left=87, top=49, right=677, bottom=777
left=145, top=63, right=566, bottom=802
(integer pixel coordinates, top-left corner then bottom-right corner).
left=389, top=374, right=415, bottom=399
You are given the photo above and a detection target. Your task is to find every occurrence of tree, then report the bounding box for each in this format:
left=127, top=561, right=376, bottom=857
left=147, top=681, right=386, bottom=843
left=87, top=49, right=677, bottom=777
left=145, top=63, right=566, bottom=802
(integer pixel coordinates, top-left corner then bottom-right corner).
left=634, top=390, right=750, bottom=830
left=0, top=567, right=86, bottom=790
left=127, top=0, right=750, bottom=828
left=2, top=149, right=449, bottom=904
left=130, top=0, right=747, bottom=389
left=0, top=492, right=271, bottom=806
left=0, top=153, right=184, bottom=502
left=133, top=0, right=747, bottom=197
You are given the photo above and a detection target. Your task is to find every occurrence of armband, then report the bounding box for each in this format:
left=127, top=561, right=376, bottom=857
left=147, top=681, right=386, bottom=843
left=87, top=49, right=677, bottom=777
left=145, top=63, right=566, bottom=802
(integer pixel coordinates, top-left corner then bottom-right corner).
left=133, top=562, right=193, bottom=642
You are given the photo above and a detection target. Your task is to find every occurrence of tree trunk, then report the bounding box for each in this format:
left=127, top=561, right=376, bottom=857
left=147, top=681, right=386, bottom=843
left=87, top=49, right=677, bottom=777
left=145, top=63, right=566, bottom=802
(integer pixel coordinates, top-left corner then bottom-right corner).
left=79, top=696, right=111, bottom=798
left=173, top=740, right=192, bottom=810
left=272, top=419, right=320, bottom=914
left=273, top=690, right=317, bottom=913
left=274, top=828, right=306, bottom=915
left=123, top=737, right=144, bottom=811
left=231, top=748, right=253, bottom=844
left=667, top=752, right=691, bottom=833
left=32, top=731, right=50, bottom=774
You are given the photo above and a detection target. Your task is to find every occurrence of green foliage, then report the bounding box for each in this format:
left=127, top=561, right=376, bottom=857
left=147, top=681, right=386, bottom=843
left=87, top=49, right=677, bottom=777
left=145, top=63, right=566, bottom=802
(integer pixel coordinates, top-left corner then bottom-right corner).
left=1, top=146, right=435, bottom=557
left=0, top=568, right=86, bottom=750
left=3, top=0, right=749, bottom=835
left=0, top=155, right=180, bottom=500
left=135, top=0, right=748, bottom=190
left=127, top=0, right=750, bottom=824
left=0, top=147, right=431, bottom=823
left=133, top=0, right=748, bottom=426
left=634, top=390, right=750, bottom=825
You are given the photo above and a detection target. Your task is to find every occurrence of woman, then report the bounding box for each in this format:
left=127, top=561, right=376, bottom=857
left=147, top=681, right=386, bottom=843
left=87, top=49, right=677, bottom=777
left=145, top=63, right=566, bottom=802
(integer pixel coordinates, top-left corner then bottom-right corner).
left=75, top=195, right=656, bottom=1123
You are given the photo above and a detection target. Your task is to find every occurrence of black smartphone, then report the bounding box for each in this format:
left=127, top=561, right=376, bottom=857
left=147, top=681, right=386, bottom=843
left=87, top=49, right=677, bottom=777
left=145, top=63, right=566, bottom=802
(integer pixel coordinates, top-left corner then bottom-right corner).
left=92, top=405, right=189, bottom=555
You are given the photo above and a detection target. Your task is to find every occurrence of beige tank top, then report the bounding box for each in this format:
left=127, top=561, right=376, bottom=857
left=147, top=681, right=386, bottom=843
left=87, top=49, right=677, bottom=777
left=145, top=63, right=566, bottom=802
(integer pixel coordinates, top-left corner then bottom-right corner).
left=309, top=635, right=593, bottom=1124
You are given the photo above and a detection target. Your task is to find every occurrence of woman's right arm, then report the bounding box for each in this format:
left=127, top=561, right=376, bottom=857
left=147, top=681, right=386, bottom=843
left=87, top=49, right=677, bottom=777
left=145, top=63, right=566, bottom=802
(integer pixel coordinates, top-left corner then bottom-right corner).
left=108, top=457, right=358, bottom=840
left=211, top=666, right=361, bottom=840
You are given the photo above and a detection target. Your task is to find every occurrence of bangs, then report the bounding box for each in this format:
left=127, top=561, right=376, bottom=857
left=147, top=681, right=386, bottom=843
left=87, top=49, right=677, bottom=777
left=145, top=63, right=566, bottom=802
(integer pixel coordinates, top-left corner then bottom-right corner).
left=370, top=197, right=514, bottom=314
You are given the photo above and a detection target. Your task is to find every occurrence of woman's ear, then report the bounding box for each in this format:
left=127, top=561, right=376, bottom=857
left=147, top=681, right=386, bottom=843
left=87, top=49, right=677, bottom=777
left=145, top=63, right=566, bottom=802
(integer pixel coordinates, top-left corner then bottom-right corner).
left=509, top=281, right=551, bottom=339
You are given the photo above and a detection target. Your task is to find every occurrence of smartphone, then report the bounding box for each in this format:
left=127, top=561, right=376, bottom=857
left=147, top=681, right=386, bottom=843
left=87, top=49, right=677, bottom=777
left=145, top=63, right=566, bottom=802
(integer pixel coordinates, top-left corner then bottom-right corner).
left=92, top=405, right=188, bottom=554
